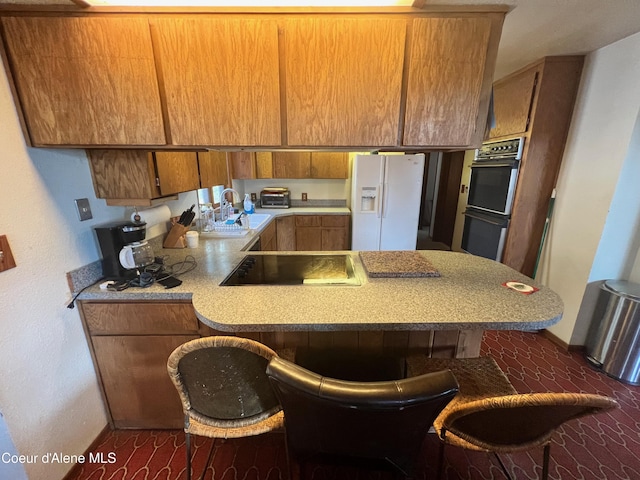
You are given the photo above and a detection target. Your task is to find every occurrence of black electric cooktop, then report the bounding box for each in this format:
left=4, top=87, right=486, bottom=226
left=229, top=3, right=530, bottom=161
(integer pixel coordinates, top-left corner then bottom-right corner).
left=220, top=254, right=360, bottom=286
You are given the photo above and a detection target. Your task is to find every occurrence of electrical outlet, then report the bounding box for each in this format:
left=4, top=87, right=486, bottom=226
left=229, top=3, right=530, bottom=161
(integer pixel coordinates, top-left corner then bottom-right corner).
left=302, top=193, right=308, bottom=201
left=250, top=192, right=257, bottom=202
left=0, top=235, right=16, bottom=272
left=74, top=198, right=93, bottom=221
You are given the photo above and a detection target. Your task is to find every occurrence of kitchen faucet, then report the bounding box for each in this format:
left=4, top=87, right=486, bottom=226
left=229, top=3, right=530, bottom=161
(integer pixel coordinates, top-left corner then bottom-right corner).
left=220, top=188, right=240, bottom=221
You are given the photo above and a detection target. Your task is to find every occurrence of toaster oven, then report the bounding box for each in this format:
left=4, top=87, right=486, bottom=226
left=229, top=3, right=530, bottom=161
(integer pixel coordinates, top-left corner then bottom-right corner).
left=260, top=188, right=290, bottom=208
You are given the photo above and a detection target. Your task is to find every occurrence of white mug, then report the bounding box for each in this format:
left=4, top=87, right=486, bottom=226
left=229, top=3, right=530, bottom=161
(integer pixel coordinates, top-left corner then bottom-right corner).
left=185, top=231, right=199, bottom=248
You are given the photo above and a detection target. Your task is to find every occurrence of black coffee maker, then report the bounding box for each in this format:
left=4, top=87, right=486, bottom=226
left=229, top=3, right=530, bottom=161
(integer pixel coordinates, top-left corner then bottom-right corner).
left=95, top=221, right=149, bottom=280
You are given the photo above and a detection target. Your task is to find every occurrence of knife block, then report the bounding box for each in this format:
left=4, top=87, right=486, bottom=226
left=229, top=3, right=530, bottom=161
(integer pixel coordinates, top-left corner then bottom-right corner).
left=163, top=223, right=189, bottom=249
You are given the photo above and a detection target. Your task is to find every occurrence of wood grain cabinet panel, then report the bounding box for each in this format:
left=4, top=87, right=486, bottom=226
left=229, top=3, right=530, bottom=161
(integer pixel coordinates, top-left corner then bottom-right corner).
left=79, top=301, right=203, bottom=429
left=500, top=57, right=584, bottom=276
left=88, top=150, right=159, bottom=201
left=273, top=152, right=311, bottom=178
left=296, top=225, right=322, bottom=251
left=91, top=334, right=197, bottom=429
left=1, top=16, right=165, bottom=146
left=404, top=17, right=492, bottom=147
left=198, top=151, right=229, bottom=188
left=88, top=149, right=205, bottom=205
left=151, top=16, right=281, bottom=146
left=260, top=220, right=277, bottom=251
left=284, top=17, right=406, bottom=147
left=83, top=302, right=199, bottom=335
left=310, top=152, right=349, bottom=179
left=489, top=68, right=538, bottom=139
left=294, top=215, right=349, bottom=250
left=154, top=151, right=200, bottom=195
left=276, top=216, right=296, bottom=251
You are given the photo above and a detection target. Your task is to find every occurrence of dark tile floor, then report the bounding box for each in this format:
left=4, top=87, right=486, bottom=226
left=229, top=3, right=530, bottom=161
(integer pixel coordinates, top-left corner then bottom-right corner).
left=68, top=330, right=640, bottom=480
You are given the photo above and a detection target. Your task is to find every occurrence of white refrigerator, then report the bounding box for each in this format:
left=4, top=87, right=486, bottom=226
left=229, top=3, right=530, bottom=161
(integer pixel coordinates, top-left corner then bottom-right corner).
left=351, top=154, right=425, bottom=250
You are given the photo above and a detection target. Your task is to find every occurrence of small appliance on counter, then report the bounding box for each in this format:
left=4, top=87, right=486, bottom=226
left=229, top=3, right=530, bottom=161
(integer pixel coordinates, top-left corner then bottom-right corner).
left=95, top=221, right=154, bottom=280
left=260, top=187, right=290, bottom=208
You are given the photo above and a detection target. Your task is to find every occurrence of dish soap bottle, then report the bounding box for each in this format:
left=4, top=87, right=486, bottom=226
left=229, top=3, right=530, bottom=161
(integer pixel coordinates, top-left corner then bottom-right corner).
left=243, top=194, right=255, bottom=214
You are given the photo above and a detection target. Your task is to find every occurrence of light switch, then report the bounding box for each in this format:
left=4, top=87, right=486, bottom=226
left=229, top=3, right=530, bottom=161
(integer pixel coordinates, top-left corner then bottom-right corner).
left=0, top=235, right=16, bottom=272
left=75, top=198, right=93, bottom=221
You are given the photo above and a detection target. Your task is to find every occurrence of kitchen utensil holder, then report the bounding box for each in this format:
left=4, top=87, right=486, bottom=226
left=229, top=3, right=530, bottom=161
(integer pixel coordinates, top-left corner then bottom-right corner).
left=164, top=223, right=189, bottom=249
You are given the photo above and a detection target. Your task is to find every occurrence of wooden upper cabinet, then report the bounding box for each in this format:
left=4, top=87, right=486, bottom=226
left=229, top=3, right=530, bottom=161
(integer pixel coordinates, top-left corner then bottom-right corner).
left=403, top=17, right=492, bottom=147
left=88, top=150, right=159, bottom=201
left=255, top=152, right=274, bottom=179
left=489, top=68, right=538, bottom=139
left=88, top=149, right=201, bottom=204
left=310, top=152, right=349, bottom=179
left=151, top=16, right=281, bottom=146
left=198, top=151, right=229, bottom=187
left=273, top=152, right=311, bottom=178
left=154, top=152, right=200, bottom=195
left=1, top=16, right=165, bottom=146
left=284, top=17, right=406, bottom=147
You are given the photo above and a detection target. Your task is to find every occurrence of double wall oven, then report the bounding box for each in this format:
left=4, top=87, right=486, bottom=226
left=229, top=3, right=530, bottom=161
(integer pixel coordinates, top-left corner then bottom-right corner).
left=462, top=137, right=524, bottom=262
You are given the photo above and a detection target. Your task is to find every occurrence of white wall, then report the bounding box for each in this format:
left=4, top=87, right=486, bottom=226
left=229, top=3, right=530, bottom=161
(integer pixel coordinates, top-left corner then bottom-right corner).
left=536, top=31, right=640, bottom=345
left=0, top=61, right=196, bottom=478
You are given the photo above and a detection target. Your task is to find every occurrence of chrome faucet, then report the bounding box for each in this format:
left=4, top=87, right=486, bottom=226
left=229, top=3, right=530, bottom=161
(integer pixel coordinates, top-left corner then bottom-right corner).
left=220, top=188, right=240, bottom=221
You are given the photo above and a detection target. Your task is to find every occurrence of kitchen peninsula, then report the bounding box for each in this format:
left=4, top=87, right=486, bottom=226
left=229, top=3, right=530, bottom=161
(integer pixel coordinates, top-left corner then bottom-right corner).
left=78, top=209, right=563, bottom=333
left=75, top=208, right=562, bottom=429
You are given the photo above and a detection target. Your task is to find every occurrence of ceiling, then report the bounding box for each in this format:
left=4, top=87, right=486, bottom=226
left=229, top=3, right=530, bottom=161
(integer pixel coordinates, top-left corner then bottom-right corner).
left=2, top=0, right=640, bottom=79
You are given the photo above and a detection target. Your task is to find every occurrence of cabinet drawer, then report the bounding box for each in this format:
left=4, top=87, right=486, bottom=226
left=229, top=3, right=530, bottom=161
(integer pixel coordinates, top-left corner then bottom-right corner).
left=321, top=215, right=349, bottom=227
left=82, top=302, right=199, bottom=335
left=295, top=215, right=321, bottom=227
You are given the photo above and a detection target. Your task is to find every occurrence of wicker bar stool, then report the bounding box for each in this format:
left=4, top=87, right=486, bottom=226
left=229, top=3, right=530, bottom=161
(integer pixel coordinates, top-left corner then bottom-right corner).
left=405, top=356, right=619, bottom=480
left=167, top=336, right=285, bottom=480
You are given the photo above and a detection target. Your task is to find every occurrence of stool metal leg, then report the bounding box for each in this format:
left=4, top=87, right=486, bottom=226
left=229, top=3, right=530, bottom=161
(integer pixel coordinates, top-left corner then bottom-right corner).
left=185, top=431, right=192, bottom=480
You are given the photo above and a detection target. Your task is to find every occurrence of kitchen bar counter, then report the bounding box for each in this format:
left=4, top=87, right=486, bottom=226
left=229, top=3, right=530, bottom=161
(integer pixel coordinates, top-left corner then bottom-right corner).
left=78, top=208, right=563, bottom=333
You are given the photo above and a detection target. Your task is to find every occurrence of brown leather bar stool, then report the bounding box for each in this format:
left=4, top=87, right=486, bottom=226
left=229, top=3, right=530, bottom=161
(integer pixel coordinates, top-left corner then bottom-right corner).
left=267, top=355, right=459, bottom=479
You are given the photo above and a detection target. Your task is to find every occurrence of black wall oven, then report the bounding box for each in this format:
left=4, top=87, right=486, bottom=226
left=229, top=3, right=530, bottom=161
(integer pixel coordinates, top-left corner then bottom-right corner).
left=462, top=137, right=524, bottom=262
left=467, top=137, right=523, bottom=215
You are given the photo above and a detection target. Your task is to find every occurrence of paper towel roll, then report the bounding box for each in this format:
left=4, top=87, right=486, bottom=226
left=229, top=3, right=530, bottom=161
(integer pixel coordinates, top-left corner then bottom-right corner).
left=131, top=205, right=171, bottom=227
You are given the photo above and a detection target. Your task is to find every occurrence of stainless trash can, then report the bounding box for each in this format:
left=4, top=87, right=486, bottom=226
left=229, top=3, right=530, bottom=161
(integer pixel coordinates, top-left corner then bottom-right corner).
left=585, top=280, right=640, bottom=385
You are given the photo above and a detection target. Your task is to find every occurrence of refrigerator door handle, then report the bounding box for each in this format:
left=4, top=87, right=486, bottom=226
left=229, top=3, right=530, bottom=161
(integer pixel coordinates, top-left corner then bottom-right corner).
left=377, top=183, right=384, bottom=218
left=381, top=182, right=390, bottom=218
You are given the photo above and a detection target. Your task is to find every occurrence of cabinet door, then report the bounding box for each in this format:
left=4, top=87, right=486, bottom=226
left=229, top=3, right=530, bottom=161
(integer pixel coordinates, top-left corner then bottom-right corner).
left=310, top=152, right=349, bottom=179
left=284, top=17, right=406, bottom=147
left=1, top=16, right=165, bottom=146
left=255, top=152, right=274, bottom=179
left=91, top=334, right=198, bottom=429
left=276, top=216, right=296, bottom=251
left=489, top=68, right=538, bottom=138
left=404, top=17, right=492, bottom=147
left=321, top=228, right=349, bottom=250
left=198, top=151, right=229, bottom=188
left=229, top=152, right=256, bottom=179
left=154, top=152, right=200, bottom=195
left=296, top=227, right=322, bottom=251
left=273, top=152, right=311, bottom=178
left=88, top=150, right=159, bottom=200
left=152, top=16, right=281, bottom=146
left=260, top=220, right=277, bottom=251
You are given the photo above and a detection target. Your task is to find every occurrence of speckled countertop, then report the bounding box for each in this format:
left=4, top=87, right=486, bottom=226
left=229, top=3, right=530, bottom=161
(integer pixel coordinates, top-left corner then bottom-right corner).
left=78, top=207, right=563, bottom=332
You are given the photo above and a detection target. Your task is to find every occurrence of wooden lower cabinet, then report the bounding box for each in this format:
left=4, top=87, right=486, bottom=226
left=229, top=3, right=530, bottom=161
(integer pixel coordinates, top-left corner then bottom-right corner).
left=79, top=301, right=208, bottom=429
left=295, top=215, right=350, bottom=251
left=276, top=216, right=296, bottom=251
left=260, top=219, right=277, bottom=251
left=92, top=334, right=198, bottom=429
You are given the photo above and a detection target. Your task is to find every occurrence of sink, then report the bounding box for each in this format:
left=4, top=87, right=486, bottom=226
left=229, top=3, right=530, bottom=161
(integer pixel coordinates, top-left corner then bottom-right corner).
left=244, top=213, right=272, bottom=230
